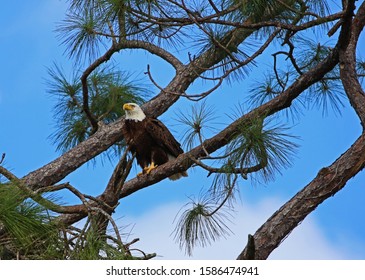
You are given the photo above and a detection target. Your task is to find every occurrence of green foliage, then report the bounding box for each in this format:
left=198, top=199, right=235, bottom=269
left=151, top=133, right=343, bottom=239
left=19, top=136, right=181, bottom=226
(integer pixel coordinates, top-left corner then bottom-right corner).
left=0, top=184, right=61, bottom=259
left=307, top=78, right=345, bottom=116
left=70, top=228, right=131, bottom=260
left=247, top=73, right=282, bottom=105
left=60, top=0, right=186, bottom=55
left=295, top=38, right=345, bottom=116
left=227, top=117, right=299, bottom=182
left=231, top=0, right=331, bottom=23
left=173, top=195, right=233, bottom=256
left=296, top=38, right=333, bottom=71
left=306, top=0, right=331, bottom=17
left=248, top=35, right=346, bottom=119
left=131, top=2, right=185, bottom=49
left=47, top=64, right=148, bottom=155
left=179, top=102, right=299, bottom=183
left=176, top=101, right=217, bottom=150
left=247, top=70, right=306, bottom=121
left=357, top=59, right=365, bottom=84
left=0, top=183, right=144, bottom=259
left=231, top=0, right=297, bottom=22
left=57, top=5, right=106, bottom=63
left=175, top=103, right=298, bottom=254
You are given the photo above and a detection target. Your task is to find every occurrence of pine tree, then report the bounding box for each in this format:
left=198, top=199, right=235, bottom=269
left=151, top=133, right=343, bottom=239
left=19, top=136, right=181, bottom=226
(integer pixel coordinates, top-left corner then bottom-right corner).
left=1, top=0, right=365, bottom=259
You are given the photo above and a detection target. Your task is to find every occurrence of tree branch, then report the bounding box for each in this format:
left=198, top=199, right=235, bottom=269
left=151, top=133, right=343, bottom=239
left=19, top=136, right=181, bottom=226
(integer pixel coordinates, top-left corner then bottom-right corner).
left=119, top=40, right=184, bottom=71
left=0, top=168, right=85, bottom=215
left=339, top=1, right=365, bottom=127
left=236, top=132, right=365, bottom=259
left=80, top=43, right=121, bottom=134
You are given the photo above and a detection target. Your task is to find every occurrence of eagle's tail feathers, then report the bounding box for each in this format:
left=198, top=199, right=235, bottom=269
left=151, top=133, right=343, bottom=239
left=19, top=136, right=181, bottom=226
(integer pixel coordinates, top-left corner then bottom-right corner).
left=168, top=171, right=188, bottom=181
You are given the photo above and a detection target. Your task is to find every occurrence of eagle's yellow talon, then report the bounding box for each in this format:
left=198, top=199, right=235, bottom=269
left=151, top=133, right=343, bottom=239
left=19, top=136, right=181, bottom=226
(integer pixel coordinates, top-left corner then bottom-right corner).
left=143, top=162, right=158, bottom=175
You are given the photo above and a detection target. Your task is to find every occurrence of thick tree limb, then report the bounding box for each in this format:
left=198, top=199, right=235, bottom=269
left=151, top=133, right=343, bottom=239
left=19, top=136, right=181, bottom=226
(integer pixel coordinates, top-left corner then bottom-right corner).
left=339, top=1, right=365, bottom=127
left=23, top=118, right=125, bottom=189
left=119, top=40, right=184, bottom=71
left=236, top=132, right=365, bottom=260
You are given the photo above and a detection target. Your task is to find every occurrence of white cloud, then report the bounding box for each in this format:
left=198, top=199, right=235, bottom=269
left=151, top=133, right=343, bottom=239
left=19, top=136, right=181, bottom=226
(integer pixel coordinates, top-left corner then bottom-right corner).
left=269, top=218, right=344, bottom=259
left=121, top=197, right=349, bottom=260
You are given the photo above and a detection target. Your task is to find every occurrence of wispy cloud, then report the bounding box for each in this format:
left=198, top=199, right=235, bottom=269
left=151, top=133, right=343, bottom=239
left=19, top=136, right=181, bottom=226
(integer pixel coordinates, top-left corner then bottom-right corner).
left=122, top=197, right=350, bottom=260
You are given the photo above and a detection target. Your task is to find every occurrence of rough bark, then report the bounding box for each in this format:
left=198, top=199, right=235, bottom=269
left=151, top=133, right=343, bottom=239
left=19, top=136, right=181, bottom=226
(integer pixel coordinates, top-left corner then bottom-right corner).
left=339, top=1, right=365, bottom=127
left=237, top=132, right=365, bottom=260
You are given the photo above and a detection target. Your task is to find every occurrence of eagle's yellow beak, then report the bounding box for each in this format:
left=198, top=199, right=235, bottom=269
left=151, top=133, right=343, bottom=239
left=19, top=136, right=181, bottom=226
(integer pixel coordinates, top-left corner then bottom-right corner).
left=123, top=103, right=133, bottom=111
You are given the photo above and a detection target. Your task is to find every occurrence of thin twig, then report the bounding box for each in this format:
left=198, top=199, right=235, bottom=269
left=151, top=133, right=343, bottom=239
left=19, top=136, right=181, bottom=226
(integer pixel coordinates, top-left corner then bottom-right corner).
left=0, top=153, right=5, bottom=165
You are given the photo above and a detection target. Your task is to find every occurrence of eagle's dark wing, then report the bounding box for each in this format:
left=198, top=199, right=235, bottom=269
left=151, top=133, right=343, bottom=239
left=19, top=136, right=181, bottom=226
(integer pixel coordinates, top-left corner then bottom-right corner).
left=145, top=117, right=184, bottom=157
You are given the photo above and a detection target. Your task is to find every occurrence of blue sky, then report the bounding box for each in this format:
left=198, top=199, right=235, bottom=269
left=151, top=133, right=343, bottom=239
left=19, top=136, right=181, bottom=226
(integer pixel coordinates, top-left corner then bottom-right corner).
left=1, top=1, right=365, bottom=259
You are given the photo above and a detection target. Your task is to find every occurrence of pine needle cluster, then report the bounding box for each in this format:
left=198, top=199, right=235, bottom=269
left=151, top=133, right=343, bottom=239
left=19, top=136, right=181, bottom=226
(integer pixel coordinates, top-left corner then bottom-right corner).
left=175, top=101, right=299, bottom=254
left=0, top=185, right=60, bottom=259
left=47, top=64, right=148, bottom=156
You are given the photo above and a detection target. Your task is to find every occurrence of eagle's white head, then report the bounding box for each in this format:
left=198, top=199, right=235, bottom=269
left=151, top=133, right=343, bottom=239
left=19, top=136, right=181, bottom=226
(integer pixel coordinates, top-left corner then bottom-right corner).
left=123, top=103, right=146, bottom=122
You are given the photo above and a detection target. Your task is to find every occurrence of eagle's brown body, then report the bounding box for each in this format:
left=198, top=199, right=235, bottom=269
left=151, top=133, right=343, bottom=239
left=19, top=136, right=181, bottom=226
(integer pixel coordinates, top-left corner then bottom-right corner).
left=122, top=103, right=187, bottom=180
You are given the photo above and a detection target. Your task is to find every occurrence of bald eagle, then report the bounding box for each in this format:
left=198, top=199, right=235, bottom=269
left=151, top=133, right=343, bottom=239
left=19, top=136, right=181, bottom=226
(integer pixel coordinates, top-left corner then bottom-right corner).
left=122, top=103, right=188, bottom=180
